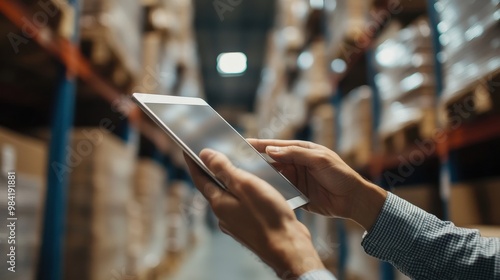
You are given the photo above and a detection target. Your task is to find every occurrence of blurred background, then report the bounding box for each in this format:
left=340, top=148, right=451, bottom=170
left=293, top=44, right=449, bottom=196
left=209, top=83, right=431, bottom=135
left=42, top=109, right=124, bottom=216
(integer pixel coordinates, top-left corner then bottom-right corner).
left=0, top=0, right=499, bottom=279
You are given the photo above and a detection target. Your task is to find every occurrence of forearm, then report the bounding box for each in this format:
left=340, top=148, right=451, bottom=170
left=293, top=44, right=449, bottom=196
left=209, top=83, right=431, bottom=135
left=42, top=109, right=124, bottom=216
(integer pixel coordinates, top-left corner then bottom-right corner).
left=362, top=193, right=500, bottom=279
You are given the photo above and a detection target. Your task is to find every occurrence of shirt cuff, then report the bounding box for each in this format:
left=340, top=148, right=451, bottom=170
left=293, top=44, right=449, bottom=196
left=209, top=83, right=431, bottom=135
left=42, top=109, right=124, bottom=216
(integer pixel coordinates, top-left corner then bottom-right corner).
left=297, top=269, right=337, bottom=280
left=361, top=192, right=427, bottom=262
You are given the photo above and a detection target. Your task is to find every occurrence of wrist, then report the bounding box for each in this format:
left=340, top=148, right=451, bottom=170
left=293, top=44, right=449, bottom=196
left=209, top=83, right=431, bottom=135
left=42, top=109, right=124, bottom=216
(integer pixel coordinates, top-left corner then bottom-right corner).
left=350, top=180, right=387, bottom=231
left=271, top=221, right=325, bottom=278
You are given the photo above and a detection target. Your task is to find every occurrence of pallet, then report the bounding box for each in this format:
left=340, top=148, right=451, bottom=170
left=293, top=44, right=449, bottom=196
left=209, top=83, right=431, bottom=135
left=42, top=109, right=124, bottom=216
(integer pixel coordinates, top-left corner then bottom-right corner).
left=441, top=70, right=500, bottom=127
left=380, top=108, right=436, bottom=154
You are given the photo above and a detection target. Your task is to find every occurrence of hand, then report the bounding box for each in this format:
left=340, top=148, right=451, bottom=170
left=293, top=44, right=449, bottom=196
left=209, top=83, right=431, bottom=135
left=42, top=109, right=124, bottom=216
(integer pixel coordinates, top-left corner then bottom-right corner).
left=184, top=149, right=324, bottom=278
left=248, top=139, right=387, bottom=231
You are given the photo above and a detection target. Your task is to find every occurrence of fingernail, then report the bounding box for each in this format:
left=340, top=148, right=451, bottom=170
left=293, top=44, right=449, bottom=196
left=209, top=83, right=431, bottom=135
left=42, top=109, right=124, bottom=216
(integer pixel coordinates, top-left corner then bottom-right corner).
left=266, top=146, right=281, bottom=154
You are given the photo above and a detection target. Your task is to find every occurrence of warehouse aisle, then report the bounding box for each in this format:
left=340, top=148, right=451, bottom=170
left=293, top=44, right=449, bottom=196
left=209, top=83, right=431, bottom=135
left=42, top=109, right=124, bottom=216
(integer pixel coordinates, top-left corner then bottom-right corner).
left=170, top=231, right=278, bottom=280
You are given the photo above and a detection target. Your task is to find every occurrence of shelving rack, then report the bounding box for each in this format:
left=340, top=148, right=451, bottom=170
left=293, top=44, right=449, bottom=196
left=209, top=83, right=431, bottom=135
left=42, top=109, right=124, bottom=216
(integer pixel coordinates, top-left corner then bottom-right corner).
left=328, top=1, right=500, bottom=279
left=0, top=0, right=180, bottom=279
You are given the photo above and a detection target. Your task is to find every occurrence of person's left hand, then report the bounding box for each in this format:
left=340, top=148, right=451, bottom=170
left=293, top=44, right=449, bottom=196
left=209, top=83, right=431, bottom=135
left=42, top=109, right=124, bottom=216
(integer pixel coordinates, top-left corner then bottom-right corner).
left=184, top=149, right=324, bottom=278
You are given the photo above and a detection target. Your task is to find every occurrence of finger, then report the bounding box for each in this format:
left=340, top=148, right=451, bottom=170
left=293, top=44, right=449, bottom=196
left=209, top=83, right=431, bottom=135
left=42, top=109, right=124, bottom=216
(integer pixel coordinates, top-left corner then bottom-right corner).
left=199, top=149, right=248, bottom=194
left=247, top=138, right=316, bottom=153
left=265, top=145, right=334, bottom=171
left=183, top=152, right=227, bottom=203
left=200, top=149, right=286, bottom=203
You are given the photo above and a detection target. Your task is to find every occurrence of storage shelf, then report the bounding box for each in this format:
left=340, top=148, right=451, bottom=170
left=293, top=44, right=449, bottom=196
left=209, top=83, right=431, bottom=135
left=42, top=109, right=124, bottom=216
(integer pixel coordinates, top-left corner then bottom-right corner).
left=0, top=0, right=167, bottom=151
left=368, top=114, right=500, bottom=176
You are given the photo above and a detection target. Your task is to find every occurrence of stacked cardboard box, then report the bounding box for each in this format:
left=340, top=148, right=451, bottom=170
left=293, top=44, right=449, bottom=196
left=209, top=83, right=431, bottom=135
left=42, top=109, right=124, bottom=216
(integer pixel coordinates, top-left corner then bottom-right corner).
left=324, top=0, right=373, bottom=58
left=63, top=129, right=135, bottom=280
left=0, top=127, right=47, bottom=280
left=338, top=86, right=373, bottom=167
left=449, top=178, right=500, bottom=227
left=135, top=0, right=203, bottom=97
left=80, top=0, right=143, bottom=86
left=275, top=0, right=310, bottom=50
left=373, top=18, right=436, bottom=152
left=292, top=39, right=333, bottom=105
left=310, top=103, right=336, bottom=149
left=133, top=158, right=167, bottom=275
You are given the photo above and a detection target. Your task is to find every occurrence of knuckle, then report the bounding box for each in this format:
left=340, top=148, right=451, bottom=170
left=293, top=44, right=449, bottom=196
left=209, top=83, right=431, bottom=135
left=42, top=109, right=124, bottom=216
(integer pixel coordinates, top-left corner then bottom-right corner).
left=314, top=151, right=331, bottom=166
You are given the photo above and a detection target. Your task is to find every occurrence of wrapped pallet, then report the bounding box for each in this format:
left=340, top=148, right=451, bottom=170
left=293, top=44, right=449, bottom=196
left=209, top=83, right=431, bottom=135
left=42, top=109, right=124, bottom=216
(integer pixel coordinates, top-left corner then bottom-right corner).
left=436, top=0, right=500, bottom=124
left=338, top=86, right=372, bottom=168
left=0, top=127, right=47, bottom=280
left=373, top=17, right=437, bottom=153
left=63, top=129, right=135, bottom=280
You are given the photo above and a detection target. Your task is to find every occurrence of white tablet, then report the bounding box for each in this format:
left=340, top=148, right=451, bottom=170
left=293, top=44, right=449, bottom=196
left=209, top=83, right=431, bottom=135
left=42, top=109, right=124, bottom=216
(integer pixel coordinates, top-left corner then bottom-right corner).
left=132, top=93, right=308, bottom=209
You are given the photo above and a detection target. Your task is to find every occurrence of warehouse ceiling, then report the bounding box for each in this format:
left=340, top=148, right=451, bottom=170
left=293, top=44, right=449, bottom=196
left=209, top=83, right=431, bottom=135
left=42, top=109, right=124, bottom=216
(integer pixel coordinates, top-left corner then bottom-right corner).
left=193, top=0, right=276, bottom=113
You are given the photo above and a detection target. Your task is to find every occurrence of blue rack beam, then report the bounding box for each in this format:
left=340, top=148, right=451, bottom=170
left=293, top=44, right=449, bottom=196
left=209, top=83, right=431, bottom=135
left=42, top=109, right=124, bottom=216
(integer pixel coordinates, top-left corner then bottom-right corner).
left=37, top=1, right=80, bottom=280
left=426, top=0, right=449, bottom=221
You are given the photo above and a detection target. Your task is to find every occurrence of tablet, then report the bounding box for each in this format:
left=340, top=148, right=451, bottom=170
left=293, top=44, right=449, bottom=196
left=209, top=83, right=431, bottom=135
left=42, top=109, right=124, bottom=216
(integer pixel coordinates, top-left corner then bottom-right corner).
left=132, top=93, right=308, bottom=209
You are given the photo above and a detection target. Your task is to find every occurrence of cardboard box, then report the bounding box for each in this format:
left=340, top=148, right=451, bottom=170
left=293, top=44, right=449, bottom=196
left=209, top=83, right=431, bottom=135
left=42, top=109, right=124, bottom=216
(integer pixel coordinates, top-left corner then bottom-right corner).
left=63, top=129, right=135, bottom=280
left=0, top=127, right=47, bottom=280
left=133, top=158, right=167, bottom=273
left=310, top=103, right=336, bottom=149
left=339, top=86, right=373, bottom=167
left=449, top=178, right=500, bottom=227
left=468, top=225, right=500, bottom=238
left=449, top=183, right=483, bottom=227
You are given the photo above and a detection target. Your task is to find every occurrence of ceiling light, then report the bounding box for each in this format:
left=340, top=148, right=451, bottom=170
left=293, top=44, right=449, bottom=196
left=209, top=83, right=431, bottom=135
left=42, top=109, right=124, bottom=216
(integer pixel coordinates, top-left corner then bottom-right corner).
left=310, top=0, right=324, bottom=9
left=217, top=52, right=247, bottom=76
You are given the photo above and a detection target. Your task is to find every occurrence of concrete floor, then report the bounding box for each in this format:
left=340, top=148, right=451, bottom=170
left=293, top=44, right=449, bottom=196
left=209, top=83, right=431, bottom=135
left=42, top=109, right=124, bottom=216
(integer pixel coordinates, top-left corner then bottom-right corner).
left=169, top=231, right=279, bottom=280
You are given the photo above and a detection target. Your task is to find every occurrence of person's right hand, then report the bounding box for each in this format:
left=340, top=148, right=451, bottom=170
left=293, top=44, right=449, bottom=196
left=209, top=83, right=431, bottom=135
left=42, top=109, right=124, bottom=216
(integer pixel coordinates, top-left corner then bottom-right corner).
left=247, top=139, right=387, bottom=231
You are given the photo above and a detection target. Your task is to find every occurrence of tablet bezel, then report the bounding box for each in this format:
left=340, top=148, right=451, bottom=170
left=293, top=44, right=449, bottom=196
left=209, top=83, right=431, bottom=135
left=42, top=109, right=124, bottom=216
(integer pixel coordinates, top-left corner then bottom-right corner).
left=132, top=93, right=309, bottom=209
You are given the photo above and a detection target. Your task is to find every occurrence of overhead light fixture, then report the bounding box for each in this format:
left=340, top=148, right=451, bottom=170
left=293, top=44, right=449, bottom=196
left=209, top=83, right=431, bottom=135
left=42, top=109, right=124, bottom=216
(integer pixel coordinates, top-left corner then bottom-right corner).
left=310, top=0, right=324, bottom=9
left=217, top=52, right=247, bottom=76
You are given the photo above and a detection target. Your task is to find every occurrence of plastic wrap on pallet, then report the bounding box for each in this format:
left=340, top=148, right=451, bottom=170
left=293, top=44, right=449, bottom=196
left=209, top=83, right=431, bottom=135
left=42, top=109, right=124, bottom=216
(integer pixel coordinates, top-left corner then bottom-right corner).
left=378, top=94, right=435, bottom=137
left=374, top=18, right=433, bottom=73
left=373, top=17, right=437, bottom=138
left=338, top=86, right=372, bottom=161
left=437, top=0, right=499, bottom=104
left=375, top=71, right=435, bottom=102
left=440, top=25, right=500, bottom=103
left=436, top=0, right=498, bottom=57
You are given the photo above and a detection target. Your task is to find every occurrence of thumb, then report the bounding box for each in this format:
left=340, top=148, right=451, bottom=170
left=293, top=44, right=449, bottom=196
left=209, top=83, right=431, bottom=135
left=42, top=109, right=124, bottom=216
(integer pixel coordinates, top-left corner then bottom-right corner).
left=265, top=145, right=321, bottom=168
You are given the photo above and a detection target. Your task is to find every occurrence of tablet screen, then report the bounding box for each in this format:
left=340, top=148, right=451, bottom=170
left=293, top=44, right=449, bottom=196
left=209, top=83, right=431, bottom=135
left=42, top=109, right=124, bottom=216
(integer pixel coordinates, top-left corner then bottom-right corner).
left=145, top=102, right=302, bottom=200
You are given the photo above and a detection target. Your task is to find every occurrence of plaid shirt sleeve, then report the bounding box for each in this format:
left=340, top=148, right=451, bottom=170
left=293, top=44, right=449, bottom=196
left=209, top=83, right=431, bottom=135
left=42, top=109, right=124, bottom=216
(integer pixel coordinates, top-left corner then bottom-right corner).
left=297, top=269, right=337, bottom=280
left=361, top=192, right=500, bottom=279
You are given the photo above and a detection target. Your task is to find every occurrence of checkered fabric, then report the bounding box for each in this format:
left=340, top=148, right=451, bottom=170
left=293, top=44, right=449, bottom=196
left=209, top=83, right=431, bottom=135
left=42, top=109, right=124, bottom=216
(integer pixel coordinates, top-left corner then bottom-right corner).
left=362, top=192, right=500, bottom=279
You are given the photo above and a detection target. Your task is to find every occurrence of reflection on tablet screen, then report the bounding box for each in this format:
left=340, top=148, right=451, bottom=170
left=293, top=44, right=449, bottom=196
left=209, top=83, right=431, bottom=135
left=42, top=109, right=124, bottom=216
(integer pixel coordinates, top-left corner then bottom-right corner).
left=145, top=102, right=301, bottom=200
